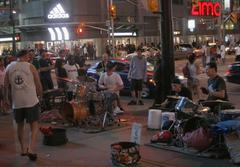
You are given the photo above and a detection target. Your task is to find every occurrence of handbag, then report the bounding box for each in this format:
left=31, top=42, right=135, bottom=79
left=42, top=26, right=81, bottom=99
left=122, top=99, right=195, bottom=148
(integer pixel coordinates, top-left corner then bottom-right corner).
left=183, top=127, right=212, bottom=150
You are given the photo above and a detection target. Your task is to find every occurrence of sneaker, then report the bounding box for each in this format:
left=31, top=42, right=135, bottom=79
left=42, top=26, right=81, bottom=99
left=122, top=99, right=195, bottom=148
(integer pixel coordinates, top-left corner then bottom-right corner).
left=128, top=100, right=137, bottom=105
left=113, top=107, right=124, bottom=115
left=138, top=100, right=144, bottom=105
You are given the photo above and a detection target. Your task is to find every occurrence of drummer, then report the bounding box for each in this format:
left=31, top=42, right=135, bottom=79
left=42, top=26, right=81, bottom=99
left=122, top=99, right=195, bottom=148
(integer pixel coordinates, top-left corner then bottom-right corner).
left=201, top=62, right=228, bottom=101
left=98, top=62, right=124, bottom=114
left=160, top=77, right=192, bottom=110
left=170, top=77, right=192, bottom=100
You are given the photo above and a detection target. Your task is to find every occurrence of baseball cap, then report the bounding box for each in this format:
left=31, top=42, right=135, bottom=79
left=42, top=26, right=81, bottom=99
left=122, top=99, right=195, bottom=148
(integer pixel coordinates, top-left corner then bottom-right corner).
left=172, top=77, right=181, bottom=84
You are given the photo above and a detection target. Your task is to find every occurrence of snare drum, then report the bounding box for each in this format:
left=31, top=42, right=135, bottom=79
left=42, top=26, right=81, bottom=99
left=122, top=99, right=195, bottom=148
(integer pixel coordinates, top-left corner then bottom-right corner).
left=220, top=109, right=240, bottom=121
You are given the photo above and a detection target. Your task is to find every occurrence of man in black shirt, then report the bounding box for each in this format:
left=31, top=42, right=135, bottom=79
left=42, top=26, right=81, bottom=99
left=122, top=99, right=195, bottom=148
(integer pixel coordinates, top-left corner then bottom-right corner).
left=160, top=77, right=192, bottom=110
left=171, top=77, right=192, bottom=100
left=38, top=50, right=54, bottom=91
left=201, top=62, right=228, bottom=101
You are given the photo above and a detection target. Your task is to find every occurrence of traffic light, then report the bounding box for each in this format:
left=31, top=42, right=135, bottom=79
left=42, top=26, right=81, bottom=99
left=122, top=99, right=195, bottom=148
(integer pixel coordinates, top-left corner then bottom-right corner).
left=110, top=4, right=116, bottom=19
left=147, top=0, right=159, bottom=13
left=76, top=24, right=84, bottom=35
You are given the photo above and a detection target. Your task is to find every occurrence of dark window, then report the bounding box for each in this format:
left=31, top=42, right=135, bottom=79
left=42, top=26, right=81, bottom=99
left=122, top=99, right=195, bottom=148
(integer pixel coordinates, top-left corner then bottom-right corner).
left=173, top=0, right=183, bottom=5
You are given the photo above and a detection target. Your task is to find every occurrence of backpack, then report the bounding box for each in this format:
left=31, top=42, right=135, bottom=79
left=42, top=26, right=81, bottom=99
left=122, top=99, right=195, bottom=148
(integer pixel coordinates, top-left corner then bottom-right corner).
left=182, top=63, right=190, bottom=78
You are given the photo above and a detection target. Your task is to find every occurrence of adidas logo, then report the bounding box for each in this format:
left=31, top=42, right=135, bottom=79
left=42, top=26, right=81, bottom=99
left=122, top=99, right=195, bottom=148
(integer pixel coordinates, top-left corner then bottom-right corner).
left=47, top=3, right=69, bottom=19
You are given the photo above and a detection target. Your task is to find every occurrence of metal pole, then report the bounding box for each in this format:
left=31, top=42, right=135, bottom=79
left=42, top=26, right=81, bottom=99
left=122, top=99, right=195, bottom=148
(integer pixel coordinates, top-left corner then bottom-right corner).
left=10, top=0, right=16, bottom=56
left=110, top=0, right=115, bottom=57
left=160, top=0, right=175, bottom=101
left=107, top=0, right=110, bottom=46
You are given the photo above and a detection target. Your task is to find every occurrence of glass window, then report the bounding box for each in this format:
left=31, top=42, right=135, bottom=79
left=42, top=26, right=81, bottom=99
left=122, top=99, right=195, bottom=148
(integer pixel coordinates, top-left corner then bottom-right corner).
left=173, top=0, right=183, bottom=5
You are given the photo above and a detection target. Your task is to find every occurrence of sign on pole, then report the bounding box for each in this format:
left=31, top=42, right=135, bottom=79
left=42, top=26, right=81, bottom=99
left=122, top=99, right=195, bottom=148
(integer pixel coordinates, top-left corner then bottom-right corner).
left=130, top=123, right=142, bottom=145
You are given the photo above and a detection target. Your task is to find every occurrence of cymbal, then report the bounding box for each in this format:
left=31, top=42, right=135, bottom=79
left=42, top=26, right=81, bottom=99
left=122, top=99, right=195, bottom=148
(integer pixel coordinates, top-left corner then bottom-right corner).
left=167, top=95, right=181, bottom=100
left=200, top=100, right=233, bottom=107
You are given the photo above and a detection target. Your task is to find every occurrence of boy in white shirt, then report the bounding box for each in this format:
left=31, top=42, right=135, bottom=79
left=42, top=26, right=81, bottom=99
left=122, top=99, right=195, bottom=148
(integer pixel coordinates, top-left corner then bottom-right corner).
left=98, top=62, right=124, bottom=114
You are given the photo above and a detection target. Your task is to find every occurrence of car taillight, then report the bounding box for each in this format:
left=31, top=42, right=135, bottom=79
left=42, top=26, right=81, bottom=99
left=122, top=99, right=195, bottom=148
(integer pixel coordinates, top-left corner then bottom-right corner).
left=226, top=70, right=230, bottom=75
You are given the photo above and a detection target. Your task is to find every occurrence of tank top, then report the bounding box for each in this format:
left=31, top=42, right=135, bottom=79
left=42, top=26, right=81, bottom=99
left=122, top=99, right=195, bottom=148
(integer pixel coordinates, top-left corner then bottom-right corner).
left=6, top=61, right=39, bottom=109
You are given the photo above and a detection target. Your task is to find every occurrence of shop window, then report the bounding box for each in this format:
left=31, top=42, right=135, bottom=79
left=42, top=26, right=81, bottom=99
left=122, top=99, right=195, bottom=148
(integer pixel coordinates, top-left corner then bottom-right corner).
left=0, top=0, right=9, bottom=7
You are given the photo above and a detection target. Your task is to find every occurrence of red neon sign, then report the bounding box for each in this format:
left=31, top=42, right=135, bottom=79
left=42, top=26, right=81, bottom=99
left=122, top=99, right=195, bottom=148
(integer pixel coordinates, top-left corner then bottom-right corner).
left=191, top=2, right=221, bottom=17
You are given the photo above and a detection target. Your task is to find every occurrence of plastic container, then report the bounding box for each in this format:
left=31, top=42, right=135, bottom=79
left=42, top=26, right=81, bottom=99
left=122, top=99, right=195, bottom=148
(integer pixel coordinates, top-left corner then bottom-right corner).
left=147, top=109, right=162, bottom=129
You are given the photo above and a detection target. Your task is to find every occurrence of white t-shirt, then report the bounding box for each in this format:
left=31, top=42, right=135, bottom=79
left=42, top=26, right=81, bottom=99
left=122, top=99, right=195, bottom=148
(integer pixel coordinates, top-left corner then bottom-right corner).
left=98, top=72, right=123, bottom=95
left=64, top=64, right=79, bottom=91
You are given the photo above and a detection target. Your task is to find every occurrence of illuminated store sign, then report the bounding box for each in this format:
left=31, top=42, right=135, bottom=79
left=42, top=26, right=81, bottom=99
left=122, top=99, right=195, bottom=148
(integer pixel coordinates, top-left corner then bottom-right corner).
left=191, top=2, right=221, bottom=17
left=48, top=27, right=69, bottom=41
left=47, top=3, right=69, bottom=19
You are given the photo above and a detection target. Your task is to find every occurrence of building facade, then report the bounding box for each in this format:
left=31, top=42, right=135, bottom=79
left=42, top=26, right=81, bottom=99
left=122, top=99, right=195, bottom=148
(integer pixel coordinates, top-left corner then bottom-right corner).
left=0, top=0, right=240, bottom=55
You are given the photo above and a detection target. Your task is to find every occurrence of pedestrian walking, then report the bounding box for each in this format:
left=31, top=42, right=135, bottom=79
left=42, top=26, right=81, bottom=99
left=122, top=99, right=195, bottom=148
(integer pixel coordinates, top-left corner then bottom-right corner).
left=186, top=53, right=201, bottom=99
left=4, top=50, right=43, bottom=161
left=220, top=42, right=226, bottom=64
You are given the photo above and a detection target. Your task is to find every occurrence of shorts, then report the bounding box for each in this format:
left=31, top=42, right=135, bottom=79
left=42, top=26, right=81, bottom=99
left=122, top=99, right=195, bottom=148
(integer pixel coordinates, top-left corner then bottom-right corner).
left=130, top=79, right=143, bottom=91
left=13, top=103, right=40, bottom=123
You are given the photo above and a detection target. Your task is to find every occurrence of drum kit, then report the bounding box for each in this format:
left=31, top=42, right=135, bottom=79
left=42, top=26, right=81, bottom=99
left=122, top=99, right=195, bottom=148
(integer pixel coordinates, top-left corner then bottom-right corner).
left=57, top=77, right=119, bottom=128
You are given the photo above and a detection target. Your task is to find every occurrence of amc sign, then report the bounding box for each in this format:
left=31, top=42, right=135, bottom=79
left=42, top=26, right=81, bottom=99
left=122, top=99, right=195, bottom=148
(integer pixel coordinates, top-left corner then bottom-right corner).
left=191, top=1, right=221, bottom=17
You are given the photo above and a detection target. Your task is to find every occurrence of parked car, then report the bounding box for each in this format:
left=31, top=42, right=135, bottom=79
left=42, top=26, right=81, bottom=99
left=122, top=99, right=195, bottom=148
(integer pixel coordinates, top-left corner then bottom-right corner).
left=225, top=62, right=240, bottom=84
left=174, top=44, right=193, bottom=59
left=87, top=59, right=155, bottom=98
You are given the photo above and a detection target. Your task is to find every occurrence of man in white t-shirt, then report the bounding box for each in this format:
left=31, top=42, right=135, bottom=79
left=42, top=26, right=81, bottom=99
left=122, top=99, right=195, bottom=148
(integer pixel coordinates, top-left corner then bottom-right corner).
left=220, top=42, right=226, bottom=64
left=63, top=55, right=79, bottom=101
left=98, top=62, right=124, bottom=114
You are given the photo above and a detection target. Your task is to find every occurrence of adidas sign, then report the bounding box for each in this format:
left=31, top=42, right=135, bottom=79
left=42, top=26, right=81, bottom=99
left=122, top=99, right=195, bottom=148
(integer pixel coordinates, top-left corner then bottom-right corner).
left=48, top=3, right=69, bottom=19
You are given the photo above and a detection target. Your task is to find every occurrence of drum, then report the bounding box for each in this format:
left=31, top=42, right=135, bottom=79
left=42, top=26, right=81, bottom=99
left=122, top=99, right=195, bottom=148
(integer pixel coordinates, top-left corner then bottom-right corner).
left=75, top=85, right=87, bottom=98
left=60, top=102, right=88, bottom=123
left=92, top=92, right=104, bottom=102
left=220, top=109, right=240, bottom=121
left=175, top=97, right=197, bottom=112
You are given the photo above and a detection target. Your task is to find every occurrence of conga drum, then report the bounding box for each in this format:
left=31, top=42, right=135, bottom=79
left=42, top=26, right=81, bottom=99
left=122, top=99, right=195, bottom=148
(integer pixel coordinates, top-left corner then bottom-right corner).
left=60, top=102, right=88, bottom=123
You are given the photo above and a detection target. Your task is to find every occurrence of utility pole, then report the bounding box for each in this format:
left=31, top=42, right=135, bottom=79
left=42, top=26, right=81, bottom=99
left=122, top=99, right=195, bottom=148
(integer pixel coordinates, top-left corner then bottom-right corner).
left=159, top=0, right=175, bottom=102
left=110, top=0, right=115, bottom=57
left=9, top=0, right=16, bottom=56
left=149, top=0, right=174, bottom=105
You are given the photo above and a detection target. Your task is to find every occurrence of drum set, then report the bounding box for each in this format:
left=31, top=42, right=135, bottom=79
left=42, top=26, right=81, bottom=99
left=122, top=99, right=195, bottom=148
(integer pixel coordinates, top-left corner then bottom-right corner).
left=57, top=77, right=120, bottom=129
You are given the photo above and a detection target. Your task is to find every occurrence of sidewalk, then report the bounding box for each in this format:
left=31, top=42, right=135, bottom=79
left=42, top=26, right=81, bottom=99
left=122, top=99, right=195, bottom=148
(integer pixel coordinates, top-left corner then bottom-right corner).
left=0, top=98, right=236, bottom=167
